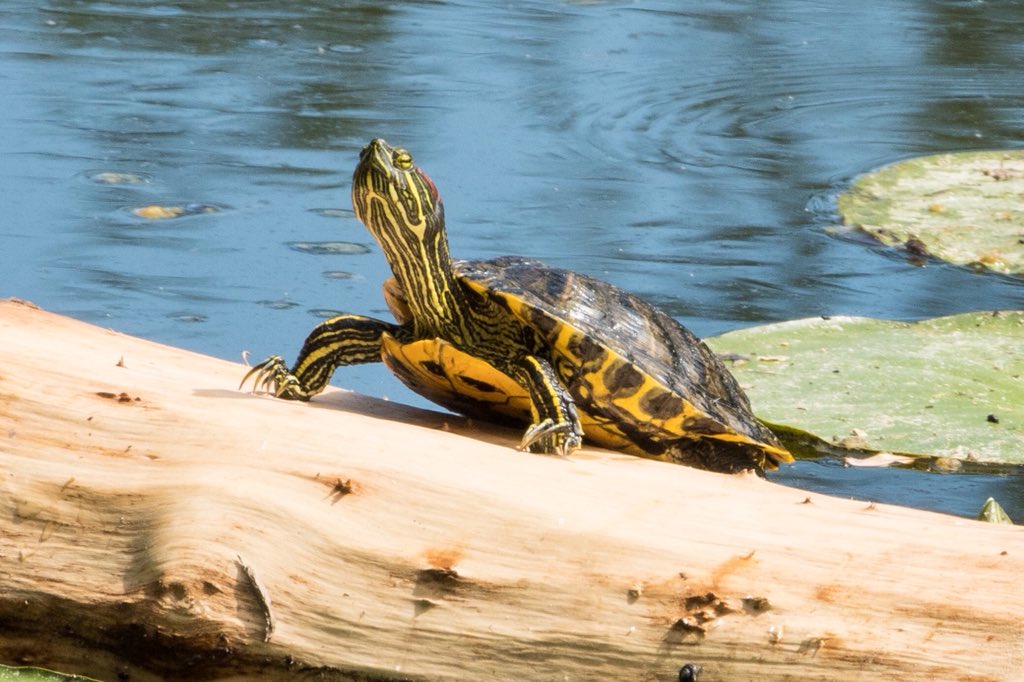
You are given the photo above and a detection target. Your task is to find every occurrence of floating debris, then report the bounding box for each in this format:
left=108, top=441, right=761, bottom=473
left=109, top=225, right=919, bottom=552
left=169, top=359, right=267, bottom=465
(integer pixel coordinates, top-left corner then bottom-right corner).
left=89, top=171, right=150, bottom=185
left=247, top=38, right=282, bottom=49
left=257, top=299, right=300, bottom=310
left=170, top=313, right=207, bottom=323
left=930, top=457, right=963, bottom=473
left=309, top=308, right=347, bottom=319
left=322, top=270, right=360, bottom=280
left=286, top=240, right=371, bottom=255
left=843, top=452, right=915, bottom=468
left=326, top=43, right=363, bottom=54
left=133, top=203, right=220, bottom=220
left=308, top=207, right=351, bottom=218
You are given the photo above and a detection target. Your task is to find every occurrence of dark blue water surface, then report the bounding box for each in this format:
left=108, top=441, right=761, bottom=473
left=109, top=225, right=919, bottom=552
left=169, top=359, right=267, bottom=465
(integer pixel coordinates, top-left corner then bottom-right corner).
left=2, top=1, right=1022, bottom=519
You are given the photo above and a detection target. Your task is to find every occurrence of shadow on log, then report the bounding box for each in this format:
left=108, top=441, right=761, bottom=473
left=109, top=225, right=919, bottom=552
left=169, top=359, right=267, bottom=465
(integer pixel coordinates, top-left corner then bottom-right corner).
left=0, top=299, right=1021, bottom=680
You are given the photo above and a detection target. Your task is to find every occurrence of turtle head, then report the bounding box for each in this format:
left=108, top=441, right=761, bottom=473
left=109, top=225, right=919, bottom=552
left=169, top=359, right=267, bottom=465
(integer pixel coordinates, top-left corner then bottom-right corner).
left=351, top=139, right=459, bottom=332
left=351, top=138, right=445, bottom=251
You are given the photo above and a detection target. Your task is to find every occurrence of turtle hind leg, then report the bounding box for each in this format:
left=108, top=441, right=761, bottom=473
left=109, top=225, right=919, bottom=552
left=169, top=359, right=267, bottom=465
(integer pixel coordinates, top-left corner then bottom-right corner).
left=512, top=355, right=583, bottom=456
left=667, top=439, right=768, bottom=477
left=241, top=314, right=404, bottom=400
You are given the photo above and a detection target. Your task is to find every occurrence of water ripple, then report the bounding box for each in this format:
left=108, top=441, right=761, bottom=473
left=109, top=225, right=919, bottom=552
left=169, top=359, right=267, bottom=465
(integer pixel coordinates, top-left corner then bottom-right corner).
left=4, top=1, right=1024, bottom=518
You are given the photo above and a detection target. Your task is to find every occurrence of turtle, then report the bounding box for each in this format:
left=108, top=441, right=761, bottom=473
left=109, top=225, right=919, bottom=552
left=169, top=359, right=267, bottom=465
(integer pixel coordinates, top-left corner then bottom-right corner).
left=242, top=138, right=792, bottom=475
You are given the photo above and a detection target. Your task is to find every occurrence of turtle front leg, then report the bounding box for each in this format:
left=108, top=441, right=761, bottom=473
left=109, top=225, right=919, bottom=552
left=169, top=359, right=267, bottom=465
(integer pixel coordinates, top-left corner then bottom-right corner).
left=513, top=355, right=583, bottom=456
left=241, top=314, right=404, bottom=400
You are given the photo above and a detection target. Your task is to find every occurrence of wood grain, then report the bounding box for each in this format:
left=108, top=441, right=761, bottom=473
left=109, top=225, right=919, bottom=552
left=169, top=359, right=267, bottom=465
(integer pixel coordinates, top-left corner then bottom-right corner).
left=0, top=299, right=1020, bottom=681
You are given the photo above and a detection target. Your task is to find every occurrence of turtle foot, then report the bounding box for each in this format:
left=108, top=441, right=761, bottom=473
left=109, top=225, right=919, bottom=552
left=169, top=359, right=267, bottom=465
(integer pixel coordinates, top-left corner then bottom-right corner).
left=518, top=418, right=583, bottom=457
left=239, top=355, right=310, bottom=401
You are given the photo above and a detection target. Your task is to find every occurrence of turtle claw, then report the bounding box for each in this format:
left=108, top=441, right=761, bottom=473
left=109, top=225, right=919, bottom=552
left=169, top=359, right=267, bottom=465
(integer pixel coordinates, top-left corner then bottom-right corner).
left=240, top=355, right=309, bottom=400
left=239, top=355, right=283, bottom=390
left=519, top=418, right=556, bottom=452
left=519, top=418, right=582, bottom=457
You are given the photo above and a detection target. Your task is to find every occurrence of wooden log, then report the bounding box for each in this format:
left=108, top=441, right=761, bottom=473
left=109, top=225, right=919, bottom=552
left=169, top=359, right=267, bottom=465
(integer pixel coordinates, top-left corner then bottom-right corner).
left=0, top=298, right=1021, bottom=681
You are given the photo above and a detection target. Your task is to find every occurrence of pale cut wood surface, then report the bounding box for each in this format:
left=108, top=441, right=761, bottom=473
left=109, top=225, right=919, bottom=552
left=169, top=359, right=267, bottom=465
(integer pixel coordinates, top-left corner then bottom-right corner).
left=0, top=298, right=1021, bottom=681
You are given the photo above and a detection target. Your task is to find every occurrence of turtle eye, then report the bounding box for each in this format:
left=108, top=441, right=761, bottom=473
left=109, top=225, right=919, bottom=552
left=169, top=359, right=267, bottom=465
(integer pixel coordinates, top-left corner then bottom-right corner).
left=393, top=148, right=413, bottom=170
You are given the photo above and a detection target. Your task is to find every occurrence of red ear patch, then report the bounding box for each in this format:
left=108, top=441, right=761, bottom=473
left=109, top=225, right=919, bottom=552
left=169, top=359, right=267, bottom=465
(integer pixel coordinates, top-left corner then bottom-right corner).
left=418, top=168, right=440, bottom=202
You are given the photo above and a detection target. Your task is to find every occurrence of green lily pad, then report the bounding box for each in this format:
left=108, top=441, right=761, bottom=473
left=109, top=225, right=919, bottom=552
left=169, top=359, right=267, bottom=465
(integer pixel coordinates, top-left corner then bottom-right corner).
left=707, top=311, right=1024, bottom=464
left=837, top=150, right=1024, bottom=275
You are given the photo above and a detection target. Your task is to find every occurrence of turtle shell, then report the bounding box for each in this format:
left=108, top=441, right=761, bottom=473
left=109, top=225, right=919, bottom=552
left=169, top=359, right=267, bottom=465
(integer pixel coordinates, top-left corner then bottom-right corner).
left=380, top=256, right=791, bottom=472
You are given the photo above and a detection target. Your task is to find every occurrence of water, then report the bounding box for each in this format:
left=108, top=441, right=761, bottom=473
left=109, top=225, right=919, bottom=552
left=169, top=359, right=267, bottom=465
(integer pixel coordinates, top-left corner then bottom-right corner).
left=2, top=1, right=1022, bottom=520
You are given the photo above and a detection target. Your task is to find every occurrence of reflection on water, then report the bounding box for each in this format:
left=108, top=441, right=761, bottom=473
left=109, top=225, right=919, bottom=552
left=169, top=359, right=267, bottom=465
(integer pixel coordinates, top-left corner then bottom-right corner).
left=2, top=1, right=1022, bottom=519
